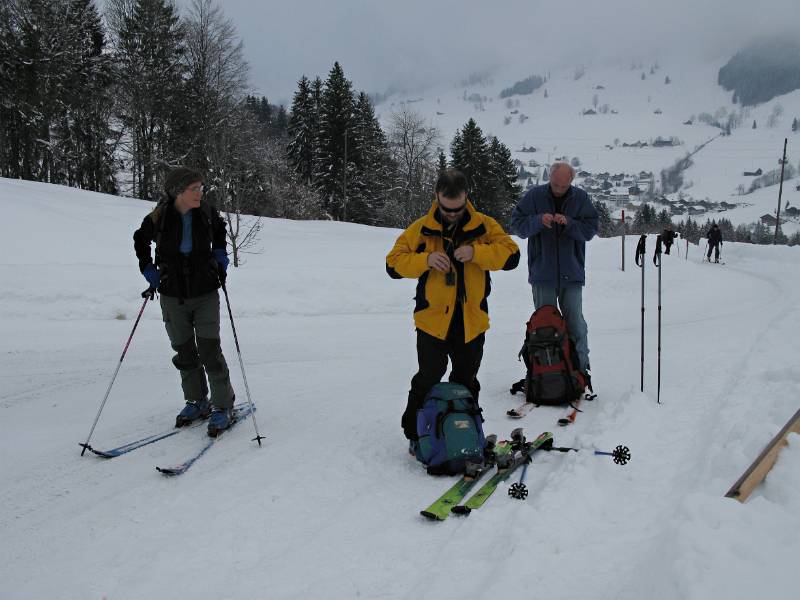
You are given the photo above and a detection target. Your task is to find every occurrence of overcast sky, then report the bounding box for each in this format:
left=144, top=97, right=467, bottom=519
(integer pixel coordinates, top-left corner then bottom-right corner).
left=172, top=0, right=800, bottom=105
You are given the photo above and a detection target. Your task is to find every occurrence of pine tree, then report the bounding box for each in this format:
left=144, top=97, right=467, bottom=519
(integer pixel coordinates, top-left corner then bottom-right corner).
left=314, top=62, right=356, bottom=220
left=633, top=205, right=646, bottom=233
left=259, top=97, right=272, bottom=124
left=43, top=0, right=117, bottom=192
left=438, top=149, right=447, bottom=172
left=345, top=92, right=391, bottom=225
left=685, top=216, right=699, bottom=243
left=449, top=118, right=491, bottom=212
left=718, top=217, right=735, bottom=241
left=657, top=209, right=672, bottom=230
left=0, top=0, right=118, bottom=189
left=115, top=0, right=186, bottom=199
left=0, top=0, right=16, bottom=177
left=752, top=221, right=770, bottom=244
left=486, top=136, right=521, bottom=225
left=594, top=201, right=614, bottom=236
left=274, top=106, right=289, bottom=133
left=287, top=76, right=317, bottom=184
left=0, top=0, right=88, bottom=181
left=645, top=204, right=657, bottom=229
left=70, top=0, right=117, bottom=193
left=753, top=120, right=757, bottom=129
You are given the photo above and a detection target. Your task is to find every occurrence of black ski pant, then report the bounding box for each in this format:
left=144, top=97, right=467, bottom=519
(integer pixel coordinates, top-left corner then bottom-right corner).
left=664, top=241, right=673, bottom=255
left=707, top=242, right=720, bottom=261
left=401, top=329, right=485, bottom=440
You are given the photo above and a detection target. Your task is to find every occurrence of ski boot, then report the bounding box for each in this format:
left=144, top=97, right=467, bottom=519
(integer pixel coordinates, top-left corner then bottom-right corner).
left=207, top=407, right=235, bottom=437
left=175, top=399, right=211, bottom=428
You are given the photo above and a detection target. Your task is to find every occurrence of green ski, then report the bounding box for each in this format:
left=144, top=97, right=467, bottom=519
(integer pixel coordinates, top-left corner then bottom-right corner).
left=452, top=430, right=553, bottom=515
left=420, top=435, right=512, bottom=521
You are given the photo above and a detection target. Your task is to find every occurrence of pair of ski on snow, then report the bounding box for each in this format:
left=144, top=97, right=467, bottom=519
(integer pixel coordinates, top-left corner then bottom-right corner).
left=420, top=429, right=553, bottom=520
left=79, top=404, right=254, bottom=476
left=420, top=427, right=631, bottom=521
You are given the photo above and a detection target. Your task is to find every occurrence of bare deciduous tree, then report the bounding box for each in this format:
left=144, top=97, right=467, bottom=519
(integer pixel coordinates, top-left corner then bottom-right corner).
left=206, top=107, right=263, bottom=267
left=388, top=107, right=440, bottom=224
left=183, top=0, right=249, bottom=166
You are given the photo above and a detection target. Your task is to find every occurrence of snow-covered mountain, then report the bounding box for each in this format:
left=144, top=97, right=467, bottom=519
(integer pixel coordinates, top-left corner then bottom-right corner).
left=377, top=58, right=800, bottom=234
left=1, top=178, right=798, bottom=599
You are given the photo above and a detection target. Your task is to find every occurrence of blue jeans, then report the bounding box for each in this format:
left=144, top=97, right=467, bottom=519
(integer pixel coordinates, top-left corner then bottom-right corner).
left=531, top=283, right=590, bottom=372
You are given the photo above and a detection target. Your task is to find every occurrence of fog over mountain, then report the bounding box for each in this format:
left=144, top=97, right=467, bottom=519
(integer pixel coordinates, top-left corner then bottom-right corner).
left=173, top=0, right=800, bottom=103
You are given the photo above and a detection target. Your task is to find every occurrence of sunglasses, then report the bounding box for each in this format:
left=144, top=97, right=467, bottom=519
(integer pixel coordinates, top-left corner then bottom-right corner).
left=439, top=203, right=466, bottom=214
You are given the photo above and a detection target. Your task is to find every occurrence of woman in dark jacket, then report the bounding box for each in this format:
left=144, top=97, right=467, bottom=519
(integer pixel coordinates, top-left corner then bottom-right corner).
left=133, top=167, right=235, bottom=436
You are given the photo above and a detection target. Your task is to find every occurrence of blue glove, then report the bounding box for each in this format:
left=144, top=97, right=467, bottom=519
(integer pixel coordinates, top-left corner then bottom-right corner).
left=143, top=264, right=160, bottom=289
left=213, top=249, right=229, bottom=272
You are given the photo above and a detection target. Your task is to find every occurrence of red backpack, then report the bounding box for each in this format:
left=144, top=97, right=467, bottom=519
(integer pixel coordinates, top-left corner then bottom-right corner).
left=512, top=305, right=587, bottom=405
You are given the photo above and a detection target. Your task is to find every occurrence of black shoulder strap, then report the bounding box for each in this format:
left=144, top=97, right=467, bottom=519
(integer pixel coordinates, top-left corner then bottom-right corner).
left=198, top=201, right=215, bottom=243
left=154, top=201, right=170, bottom=265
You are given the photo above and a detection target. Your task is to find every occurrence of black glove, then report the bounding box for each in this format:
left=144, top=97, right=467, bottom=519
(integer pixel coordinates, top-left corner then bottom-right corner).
left=401, top=404, right=418, bottom=441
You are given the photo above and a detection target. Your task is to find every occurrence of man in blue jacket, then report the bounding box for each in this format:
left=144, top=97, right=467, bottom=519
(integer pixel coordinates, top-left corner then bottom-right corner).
left=511, top=162, right=598, bottom=382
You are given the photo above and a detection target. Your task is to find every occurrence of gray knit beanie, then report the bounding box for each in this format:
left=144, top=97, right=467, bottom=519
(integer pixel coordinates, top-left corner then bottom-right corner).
left=165, top=167, right=203, bottom=199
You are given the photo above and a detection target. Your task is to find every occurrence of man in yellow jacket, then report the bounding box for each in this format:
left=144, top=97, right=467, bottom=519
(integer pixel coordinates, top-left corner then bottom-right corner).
left=386, top=169, right=520, bottom=441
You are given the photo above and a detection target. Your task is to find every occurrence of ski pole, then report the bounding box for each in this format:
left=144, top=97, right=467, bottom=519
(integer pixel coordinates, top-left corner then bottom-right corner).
left=635, top=235, right=647, bottom=392
left=508, top=458, right=531, bottom=500
left=555, top=222, right=562, bottom=307
left=80, top=288, right=154, bottom=456
left=653, top=236, right=663, bottom=404
left=221, top=283, right=266, bottom=446
left=544, top=444, right=631, bottom=465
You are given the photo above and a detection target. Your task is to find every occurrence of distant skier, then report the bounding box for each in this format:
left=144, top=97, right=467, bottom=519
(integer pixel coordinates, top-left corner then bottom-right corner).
left=706, top=223, right=723, bottom=263
left=386, top=169, right=520, bottom=445
left=662, top=223, right=677, bottom=255
left=133, top=167, right=236, bottom=437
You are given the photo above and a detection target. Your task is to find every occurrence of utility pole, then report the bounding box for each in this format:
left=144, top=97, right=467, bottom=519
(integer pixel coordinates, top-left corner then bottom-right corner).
left=774, top=138, right=787, bottom=244
left=621, top=209, right=625, bottom=271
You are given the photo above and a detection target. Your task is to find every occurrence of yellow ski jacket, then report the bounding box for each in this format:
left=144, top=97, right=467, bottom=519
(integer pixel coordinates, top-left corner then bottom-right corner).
left=386, top=200, right=520, bottom=342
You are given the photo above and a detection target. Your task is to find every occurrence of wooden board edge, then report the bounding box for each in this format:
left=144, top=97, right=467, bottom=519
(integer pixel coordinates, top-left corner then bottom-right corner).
left=725, top=408, right=800, bottom=502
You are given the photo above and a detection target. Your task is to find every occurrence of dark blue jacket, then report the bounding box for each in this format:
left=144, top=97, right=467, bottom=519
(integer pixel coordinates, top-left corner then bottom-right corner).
left=511, top=184, right=598, bottom=285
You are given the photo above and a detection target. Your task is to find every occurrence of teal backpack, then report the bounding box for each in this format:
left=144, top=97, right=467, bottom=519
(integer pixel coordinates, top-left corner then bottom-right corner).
left=414, top=382, right=486, bottom=475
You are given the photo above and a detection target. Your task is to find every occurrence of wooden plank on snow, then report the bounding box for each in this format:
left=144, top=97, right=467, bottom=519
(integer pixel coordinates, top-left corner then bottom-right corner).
left=725, top=407, right=800, bottom=502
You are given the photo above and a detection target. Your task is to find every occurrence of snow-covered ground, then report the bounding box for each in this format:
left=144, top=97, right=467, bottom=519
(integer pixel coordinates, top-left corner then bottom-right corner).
left=1, top=178, right=798, bottom=599
left=378, top=59, right=800, bottom=234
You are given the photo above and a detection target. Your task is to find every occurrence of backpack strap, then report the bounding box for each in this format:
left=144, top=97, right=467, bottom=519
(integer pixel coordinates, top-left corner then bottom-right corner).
left=153, top=200, right=170, bottom=267
left=198, top=201, right=216, bottom=244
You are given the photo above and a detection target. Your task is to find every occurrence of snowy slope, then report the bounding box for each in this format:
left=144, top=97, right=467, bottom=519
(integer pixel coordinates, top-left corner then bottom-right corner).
left=1, top=178, right=799, bottom=599
left=378, top=59, right=800, bottom=233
